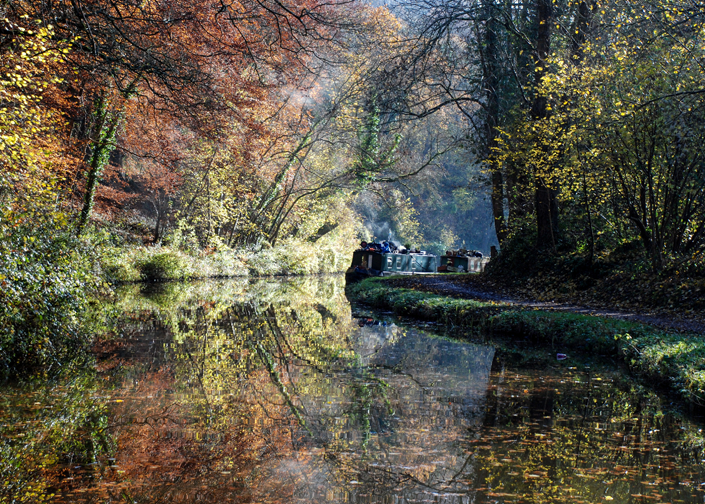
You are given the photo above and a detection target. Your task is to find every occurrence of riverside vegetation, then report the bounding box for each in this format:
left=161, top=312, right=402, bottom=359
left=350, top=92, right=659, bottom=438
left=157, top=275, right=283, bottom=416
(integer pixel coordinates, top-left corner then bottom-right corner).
left=346, top=277, right=705, bottom=408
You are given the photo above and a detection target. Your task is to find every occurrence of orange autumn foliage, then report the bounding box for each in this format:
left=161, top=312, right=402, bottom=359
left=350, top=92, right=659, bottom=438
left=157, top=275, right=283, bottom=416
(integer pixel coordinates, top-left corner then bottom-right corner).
left=2, top=0, right=355, bottom=235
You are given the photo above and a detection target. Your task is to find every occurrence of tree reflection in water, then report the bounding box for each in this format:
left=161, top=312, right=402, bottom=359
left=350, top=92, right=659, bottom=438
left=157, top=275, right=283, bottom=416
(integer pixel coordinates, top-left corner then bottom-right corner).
left=1, top=277, right=704, bottom=503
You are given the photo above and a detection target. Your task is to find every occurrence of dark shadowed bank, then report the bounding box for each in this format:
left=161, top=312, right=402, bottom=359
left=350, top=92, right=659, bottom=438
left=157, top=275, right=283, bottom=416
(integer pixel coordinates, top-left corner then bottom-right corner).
left=346, top=276, right=705, bottom=408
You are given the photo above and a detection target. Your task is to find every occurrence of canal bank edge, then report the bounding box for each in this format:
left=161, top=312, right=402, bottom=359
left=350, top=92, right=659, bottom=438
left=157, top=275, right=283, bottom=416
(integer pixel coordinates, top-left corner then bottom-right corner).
left=346, top=277, right=705, bottom=408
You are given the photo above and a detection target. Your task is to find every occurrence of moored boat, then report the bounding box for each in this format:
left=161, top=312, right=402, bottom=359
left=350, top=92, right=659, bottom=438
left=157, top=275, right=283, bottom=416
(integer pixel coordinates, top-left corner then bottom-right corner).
left=345, top=242, right=438, bottom=282
left=346, top=243, right=490, bottom=282
left=437, top=249, right=490, bottom=273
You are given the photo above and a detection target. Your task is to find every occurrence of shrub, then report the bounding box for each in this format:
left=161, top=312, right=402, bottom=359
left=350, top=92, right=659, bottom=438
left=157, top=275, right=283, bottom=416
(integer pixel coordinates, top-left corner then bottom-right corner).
left=100, top=248, right=141, bottom=282
left=138, top=251, right=185, bottom=281
left=484, top=216, right=541, bottom=280
left=0, top=223, right=95, bottom=378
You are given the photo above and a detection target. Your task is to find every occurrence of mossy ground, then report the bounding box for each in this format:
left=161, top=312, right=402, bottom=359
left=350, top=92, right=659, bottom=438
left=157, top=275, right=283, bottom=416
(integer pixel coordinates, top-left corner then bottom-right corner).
left=346, top=277, right=705, bottom=407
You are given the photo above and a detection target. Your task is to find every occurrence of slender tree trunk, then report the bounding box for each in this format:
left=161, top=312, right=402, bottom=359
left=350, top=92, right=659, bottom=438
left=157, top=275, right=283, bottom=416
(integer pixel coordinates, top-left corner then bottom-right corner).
left=153, top=197, right=164, bottom=243
left=582, top=172, right=595, bottom=264
left=253, top=129, right=314, bottom=220
left=571, top=1, right=596, bottom=61
left=78, top=92, right=123, bottom=234
left=532, top=0, right=558, bottom=250
left=505, top=3, right=534, bottom=224
left=481, top=0, right=507, bottom=245
left=491, top=170, right=506, bottom=243
left=573, top=1, right=596, bottom=262
left=535, top=181, right=558, bottom=249
left=246, top=129, right=315, bottom=246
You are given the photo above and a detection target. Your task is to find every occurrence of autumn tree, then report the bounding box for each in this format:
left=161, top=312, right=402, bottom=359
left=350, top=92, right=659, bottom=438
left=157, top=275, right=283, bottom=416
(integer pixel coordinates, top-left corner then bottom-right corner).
left=493, top=0, right=705, bottom=269
left=0, top=18, right=101, bottom=376
left=4, top=0, right=353, bottom=233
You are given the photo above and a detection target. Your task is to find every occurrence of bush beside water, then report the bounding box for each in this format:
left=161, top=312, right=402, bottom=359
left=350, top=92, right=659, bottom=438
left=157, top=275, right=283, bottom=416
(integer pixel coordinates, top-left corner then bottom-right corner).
left=347, top=278, right=705, bottom=406
left=0, top=223, right=96, bottom=378
left=137, top=252, right=186, bottom=281
left=101, top=235, right=354, bottom=283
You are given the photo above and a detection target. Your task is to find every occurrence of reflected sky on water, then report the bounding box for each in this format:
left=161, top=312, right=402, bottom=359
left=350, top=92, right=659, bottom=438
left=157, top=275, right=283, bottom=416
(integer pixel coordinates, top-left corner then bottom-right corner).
left=1, top=276, right=704, bottom=504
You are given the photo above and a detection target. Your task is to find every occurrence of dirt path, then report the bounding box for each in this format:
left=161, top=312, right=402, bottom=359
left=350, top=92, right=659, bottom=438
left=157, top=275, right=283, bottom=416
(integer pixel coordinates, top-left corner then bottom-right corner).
left=384, top=275, right=705, bottom=334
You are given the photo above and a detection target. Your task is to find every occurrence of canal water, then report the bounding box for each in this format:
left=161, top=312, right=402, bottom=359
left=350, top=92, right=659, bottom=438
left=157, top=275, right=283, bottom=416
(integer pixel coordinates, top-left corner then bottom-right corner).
left=1, top=276, right=704, bottom=503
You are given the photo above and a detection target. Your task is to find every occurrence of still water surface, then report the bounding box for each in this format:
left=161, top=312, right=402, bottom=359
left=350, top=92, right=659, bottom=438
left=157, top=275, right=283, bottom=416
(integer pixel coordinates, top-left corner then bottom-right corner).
left=1, top=276, right=704, bottom=503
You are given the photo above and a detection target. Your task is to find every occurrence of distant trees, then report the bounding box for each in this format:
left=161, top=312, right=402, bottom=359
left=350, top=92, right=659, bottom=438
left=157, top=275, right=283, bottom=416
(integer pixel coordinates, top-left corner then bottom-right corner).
left=379, top=0, right=564, bottom=249
left=0, top=0, right=491, bottom=254
left=3, top=0, right=703, bottom=270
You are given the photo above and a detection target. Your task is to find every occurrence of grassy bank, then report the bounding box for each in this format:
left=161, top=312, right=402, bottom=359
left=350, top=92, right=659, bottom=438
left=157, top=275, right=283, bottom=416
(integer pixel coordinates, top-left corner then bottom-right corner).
left=346, top=277, right=705, bottom=407
left=100, top=237, right=354, bottom=283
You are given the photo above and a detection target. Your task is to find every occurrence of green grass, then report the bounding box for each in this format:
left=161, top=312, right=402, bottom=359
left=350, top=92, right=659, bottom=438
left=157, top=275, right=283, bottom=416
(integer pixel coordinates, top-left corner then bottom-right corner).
left=347, top=277, right=705, bottom=407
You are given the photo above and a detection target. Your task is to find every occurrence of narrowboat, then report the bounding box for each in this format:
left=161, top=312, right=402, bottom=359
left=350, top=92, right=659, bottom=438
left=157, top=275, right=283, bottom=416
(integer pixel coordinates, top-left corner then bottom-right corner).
left=437, top=252, right=490, bottom=273
left=345, top=243, right=491, bottom=282
left=345, top=245, right=438, bottom=282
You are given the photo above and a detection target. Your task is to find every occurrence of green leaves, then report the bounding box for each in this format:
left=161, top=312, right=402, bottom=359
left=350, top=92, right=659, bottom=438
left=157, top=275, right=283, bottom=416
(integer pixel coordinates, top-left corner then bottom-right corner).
left=492, top=0, right=705, bottom=269
left=0, top=220, right=95, bottom=379
left=137, top=251, right=186, bottom=281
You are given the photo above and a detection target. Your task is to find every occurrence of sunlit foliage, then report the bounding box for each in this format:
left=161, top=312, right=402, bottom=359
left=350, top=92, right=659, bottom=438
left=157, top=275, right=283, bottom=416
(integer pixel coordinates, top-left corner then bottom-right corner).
left=491, top=0, right=705, bottom=269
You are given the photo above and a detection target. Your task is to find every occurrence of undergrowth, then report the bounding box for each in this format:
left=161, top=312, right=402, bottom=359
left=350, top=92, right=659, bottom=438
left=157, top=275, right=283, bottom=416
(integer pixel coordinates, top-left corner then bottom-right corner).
left=100, top=235, right=354, bottom=283
left=0, top=222, right=98, bottom=379
left=480, top=235, right=705, bottom=314
left=347, top=277, right=705, bottom=407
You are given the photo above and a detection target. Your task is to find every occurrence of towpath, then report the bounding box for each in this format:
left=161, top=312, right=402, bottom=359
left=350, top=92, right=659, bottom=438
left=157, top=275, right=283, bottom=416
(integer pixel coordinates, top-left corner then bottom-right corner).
left=384, top=274, right=705, bottom=334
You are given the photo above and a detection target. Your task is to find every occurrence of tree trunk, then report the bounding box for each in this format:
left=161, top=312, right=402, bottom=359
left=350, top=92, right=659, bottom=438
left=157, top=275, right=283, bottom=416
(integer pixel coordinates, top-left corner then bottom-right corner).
left=535, top=180, right=558, bottom=249
left=532, top=0, right=558, bottom=250
left=480, top=0, right=507, bottom=245
left=491, top=170, right=506, bottom=244
left=78, top=92, right=123, bottom=234
left=573, top=1, right=596, bottom=261
left=570, top=1, right=596, bottom=61
left=582, top=172, right=595, bottom=264
left=78, top=77, right=140, bottom=234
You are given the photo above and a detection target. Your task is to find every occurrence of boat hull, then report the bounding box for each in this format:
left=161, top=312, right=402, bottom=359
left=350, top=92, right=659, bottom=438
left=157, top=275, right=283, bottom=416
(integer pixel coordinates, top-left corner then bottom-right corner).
left=438, top=255, right=490, bottom=273
left=346, top=250, right=438, bottom=282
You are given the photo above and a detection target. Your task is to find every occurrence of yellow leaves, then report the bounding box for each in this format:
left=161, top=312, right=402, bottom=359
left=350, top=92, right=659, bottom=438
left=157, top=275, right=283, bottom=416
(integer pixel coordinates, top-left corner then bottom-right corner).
left=0, top=19, right=70, bottom=215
